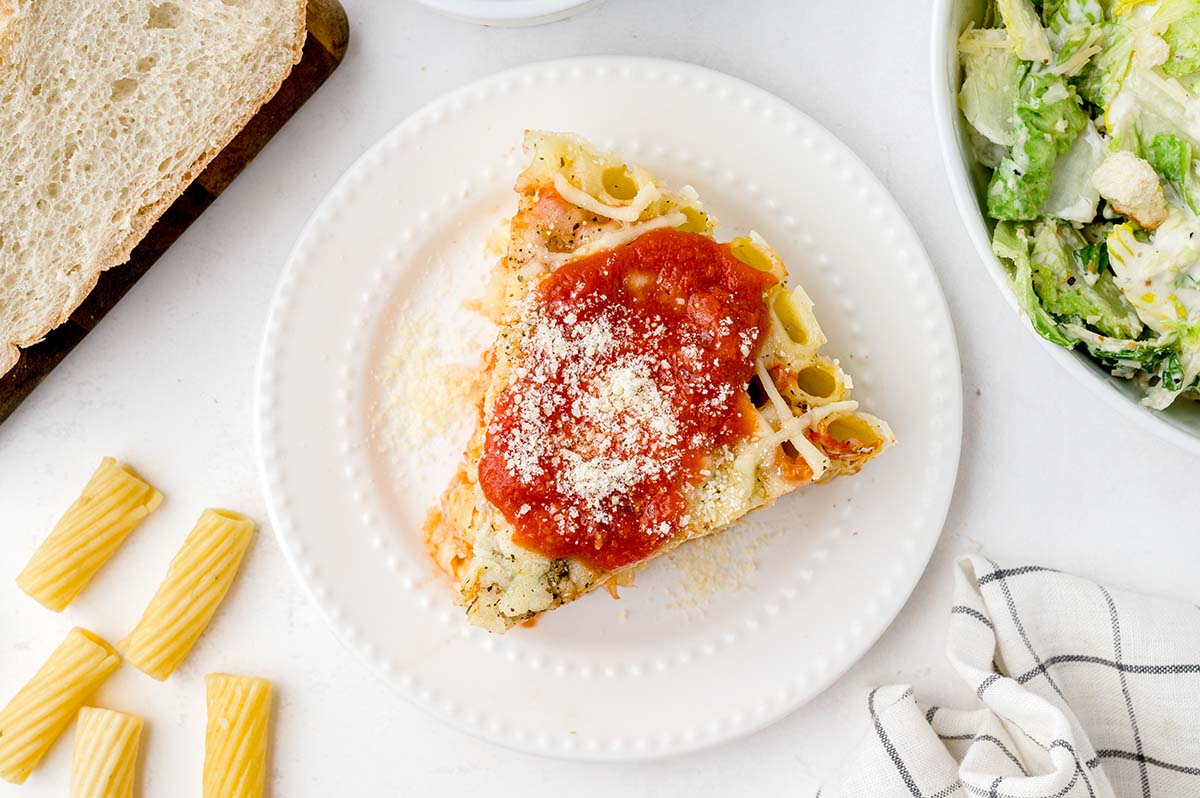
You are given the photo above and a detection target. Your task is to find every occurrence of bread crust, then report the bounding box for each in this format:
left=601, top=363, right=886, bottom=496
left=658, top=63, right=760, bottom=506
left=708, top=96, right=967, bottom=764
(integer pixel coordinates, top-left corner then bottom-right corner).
left=0, top=0, right=308, bottom=376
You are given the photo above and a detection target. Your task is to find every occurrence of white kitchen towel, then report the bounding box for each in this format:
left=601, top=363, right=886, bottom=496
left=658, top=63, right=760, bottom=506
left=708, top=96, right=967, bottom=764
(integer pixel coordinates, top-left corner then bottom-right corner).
left=818, top=555, right=1200, bottom=798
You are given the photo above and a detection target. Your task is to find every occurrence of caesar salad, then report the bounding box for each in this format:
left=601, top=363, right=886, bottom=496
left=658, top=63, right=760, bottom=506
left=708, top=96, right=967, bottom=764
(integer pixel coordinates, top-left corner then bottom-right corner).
left=959, top=0, right=1200, bottom=409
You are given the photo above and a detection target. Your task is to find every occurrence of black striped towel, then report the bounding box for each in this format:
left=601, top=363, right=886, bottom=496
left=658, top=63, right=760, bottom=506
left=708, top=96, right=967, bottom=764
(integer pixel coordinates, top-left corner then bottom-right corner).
left=819, top=556, right=1200, bottom=797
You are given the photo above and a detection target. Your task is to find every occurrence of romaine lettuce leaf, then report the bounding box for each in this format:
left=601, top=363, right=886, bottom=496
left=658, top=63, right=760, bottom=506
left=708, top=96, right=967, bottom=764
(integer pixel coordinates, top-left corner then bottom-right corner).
left=1179, top=71, right=1200, bottom=99
left=969, top=126, right=1011, bottom=168
left=1042, top=0, right=1104, bottom=32
left=959, top=29, right=1022, bottom=145
left=992, top=221, right=1079, bottom=346
left=1155, top=0, right=1200, bottom=78
left=1043, top=0, right=1105, bottom=76
left=1063, top=320, right=1172, bottom=363
left=983, top=0, right=1002, bottom=29
left=998, top=0, right=1054, bottom=63
left=987, top=70, right=1089, bottom=220
left=1072, top=239, right=1110, bottom=276
left=1053, top=29, right=1106, bottom=78
left=1076, top=21, right=1134, bottom=107
left=1106, top=68, right=1200, bottom=154
left=1058, top=319, right=1192, bottom=408
left=1111, top=0, right=1157, bottom=16
left=1141, top=352, right=1195, bottom=408
left=1030, top=221, right=1143, bottom=337
left=1143, top=132, right=1198, bottom=212
left=1041, top=119, right=1105, bottom=221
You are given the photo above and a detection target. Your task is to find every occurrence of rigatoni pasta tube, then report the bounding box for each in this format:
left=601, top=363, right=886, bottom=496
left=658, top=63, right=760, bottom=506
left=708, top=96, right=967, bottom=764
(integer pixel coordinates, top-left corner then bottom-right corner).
left=0, top=628, right=121, bottom=784
left=122, top=509, right=255, bottom=680
left=204, top=674, right=272, bottom=798
left=70, top=707, right=143, bottom=798
left=17, top=457, right=164, bottom=612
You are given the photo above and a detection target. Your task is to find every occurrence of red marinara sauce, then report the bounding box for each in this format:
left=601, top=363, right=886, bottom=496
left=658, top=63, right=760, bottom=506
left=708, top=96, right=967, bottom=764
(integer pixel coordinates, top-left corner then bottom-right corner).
left=477, top=228, right=779, bottom=571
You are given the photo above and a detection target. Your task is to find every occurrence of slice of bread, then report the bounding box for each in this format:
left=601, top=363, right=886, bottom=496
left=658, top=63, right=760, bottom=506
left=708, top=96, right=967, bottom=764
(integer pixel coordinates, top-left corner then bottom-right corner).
left=0, top=0, right=306, bottom=375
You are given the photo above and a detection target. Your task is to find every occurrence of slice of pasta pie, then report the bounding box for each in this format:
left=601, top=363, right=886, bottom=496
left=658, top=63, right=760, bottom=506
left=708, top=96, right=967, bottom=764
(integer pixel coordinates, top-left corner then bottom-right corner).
left=425, top=131, right=894, bottom=632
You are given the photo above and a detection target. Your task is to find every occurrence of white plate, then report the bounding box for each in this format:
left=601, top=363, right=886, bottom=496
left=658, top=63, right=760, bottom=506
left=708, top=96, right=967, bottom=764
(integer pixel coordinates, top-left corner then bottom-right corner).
left=413, top=0, right=598, bottom=26
left=931, top=0, right=1200, bottom=453
left=256, top=57, right=962, bottom=760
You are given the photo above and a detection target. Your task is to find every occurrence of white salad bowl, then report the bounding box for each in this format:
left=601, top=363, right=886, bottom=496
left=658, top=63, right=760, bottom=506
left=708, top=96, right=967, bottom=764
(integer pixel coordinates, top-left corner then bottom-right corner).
left=412, top=0, right=599, bottom=26
left=931, top=0, right=1200, bottom=454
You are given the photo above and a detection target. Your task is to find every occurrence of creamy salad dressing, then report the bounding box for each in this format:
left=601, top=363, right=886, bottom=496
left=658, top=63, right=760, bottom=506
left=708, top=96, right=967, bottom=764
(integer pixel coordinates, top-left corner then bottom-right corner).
left=1108, top=211, right=1200, bottom=333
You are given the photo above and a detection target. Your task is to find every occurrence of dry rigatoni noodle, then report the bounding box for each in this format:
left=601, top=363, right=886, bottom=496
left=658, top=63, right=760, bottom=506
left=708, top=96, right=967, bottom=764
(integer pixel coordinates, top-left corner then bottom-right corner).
left=17, top=457, right=164, bottom=612
left=122, top=509, right=255, bottom=680
left=204, top=674, right=272, bottom=798
left=0, top=628, right=121, bottom=784
left=71, top=707, right=143, bottom=798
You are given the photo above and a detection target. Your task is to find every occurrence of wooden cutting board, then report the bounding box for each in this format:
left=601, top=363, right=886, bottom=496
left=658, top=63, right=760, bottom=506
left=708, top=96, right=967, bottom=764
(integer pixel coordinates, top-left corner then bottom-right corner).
left=0, top=0, right=350, bottom=425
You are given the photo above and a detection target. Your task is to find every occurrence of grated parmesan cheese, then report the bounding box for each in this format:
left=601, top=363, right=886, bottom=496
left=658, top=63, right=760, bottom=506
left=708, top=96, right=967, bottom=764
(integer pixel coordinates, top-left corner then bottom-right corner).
left=488, top=273, right=764, bottom=544
left=666, top=520, right=780, bottom=609
left=496, top=301, right=685, bottom=530
left=375, top=319, right=485, bottom=457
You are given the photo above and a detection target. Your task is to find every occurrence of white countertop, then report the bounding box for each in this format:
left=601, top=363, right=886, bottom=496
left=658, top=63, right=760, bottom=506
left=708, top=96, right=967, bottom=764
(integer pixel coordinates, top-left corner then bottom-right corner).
left=2, top=1, right=1197, bottom=795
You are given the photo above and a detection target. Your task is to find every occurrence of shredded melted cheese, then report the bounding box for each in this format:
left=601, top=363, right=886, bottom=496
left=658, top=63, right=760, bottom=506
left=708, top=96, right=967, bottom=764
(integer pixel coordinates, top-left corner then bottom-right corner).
left=546, top=213, right=687, bottom=266
left=552, top=172, right=662, bottom=223
left=734, top=399, right=861, bottom=485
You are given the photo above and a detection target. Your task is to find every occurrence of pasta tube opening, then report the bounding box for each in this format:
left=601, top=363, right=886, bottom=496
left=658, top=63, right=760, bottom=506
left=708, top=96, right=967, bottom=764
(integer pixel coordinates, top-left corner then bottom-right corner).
left=122, top=508, right=256, bottom=681
left=795, top=364, right=839, bottom=400
left=0, top=628, right=121, bottom=784
left=16, top=457, right=164, bottom=612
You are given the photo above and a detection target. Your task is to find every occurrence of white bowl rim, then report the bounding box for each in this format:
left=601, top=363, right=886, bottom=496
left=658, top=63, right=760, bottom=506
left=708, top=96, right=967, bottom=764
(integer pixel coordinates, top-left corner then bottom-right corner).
left=413, top=0, right=597, bottom=26
left=929, top=0, right=1200, bottom=455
